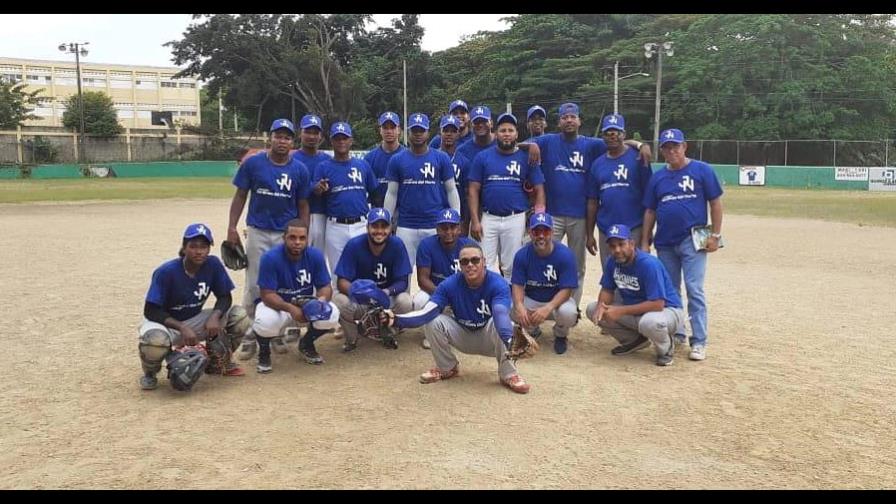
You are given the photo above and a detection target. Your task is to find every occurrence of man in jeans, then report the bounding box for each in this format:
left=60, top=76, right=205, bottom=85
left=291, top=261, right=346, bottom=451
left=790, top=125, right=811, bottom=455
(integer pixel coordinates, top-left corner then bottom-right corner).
left=641, top=128, right=724, bottom=361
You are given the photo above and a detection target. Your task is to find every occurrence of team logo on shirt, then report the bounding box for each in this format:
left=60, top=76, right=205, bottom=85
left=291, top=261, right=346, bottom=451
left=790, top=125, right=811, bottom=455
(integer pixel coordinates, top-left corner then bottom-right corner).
left=613, top=268, right=641, bottom=291
left=614, top=164, right=628, bottom=180
left=569, top=151, right=584, bottom=168
left=193, top=282, right=209, bottom=300
left=420, top=162, right=435, bottom=179
left=476, top=299, right=491, bottom=317
left=451, top=258, right=460, bottom=273
left=452, top=163, right=461, bottom=181
left=543, top=264, right=557, bottom=282
left=678, top=175, right=694, bottom=192
left=374, top=262, right=387, bottom=280
left=506, top=160, right=521, bottom=176
left=348, top=167, right=363, bottom=183
left=276, top=173, right=292, bottom=192
left=296, top=269, right=311, bottom=286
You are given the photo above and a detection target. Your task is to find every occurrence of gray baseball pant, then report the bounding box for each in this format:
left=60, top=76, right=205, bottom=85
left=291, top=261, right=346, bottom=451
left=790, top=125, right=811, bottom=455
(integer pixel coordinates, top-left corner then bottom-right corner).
left=552, top=216, right=587, bottom=305
left=424, top=315, right=517, bottom=381
left=585, top=302, right=683, bottom=357
left=333, top=291, right=413, bottom=344
left=510, top=296, right=578, bottom=338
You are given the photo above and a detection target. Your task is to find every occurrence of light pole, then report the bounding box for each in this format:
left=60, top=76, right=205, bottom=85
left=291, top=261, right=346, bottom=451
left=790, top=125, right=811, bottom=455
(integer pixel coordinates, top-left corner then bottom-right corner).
left=613, top=60, right=649, bottom=115
left=59, top=41, right=89, bottom=164
left=644, top=41, right=674, bottom=154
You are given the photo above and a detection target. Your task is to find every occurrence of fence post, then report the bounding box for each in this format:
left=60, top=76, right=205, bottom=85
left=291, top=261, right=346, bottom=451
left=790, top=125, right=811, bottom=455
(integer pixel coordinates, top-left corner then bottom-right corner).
left=73, top=132, right=79, bottom=164
left=176, top=127, right=182, bottom=161
left=699, top=140, right=703, bottom=160
left=126, top=127, right=132, bottom=162
left=736, top=140, right=740, bottom=166
left=886, top=139, right=889, bottom=167
left=784, top=140, right=788, bottom=166
left=16, top=125, right=23, bottom=164
left=832, top=139, right=837, bottom=167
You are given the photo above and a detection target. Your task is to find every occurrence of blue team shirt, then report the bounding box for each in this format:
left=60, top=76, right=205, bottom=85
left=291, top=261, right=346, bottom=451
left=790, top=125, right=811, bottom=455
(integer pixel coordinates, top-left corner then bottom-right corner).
left=256, top=243, right=331, bottom=304
left=445, top=149, right=470, bottom=218
left=145, top=256, right=235, bottom=321
left=292, top=149, right=332, bottom=214
left=600, top=250, right=682, bottom=308
left=642, top=160, right=724, bottom=247
left=587, top=146, right=654, bottom=233
left=334, top=234, right=413, bottom=289
left=232, top=152, right=312, bottom=231
left=416, top=235, right=476, bottom=286
left=385, top=148, right=455, bottom=229
left=312, top=158, right=378, bottom=219
left=429, top=130, right=474, bottom=149
left=364, top=144, right=407, bottom=205
left=427, top=270, right=512, bottom=330
left=456, top=137, right=498, bottom=166
left=511, top=241, right=578, bottom=303
left=468, top=146, right=544, bottom=215
left=532, top=133, right=607, bottom=218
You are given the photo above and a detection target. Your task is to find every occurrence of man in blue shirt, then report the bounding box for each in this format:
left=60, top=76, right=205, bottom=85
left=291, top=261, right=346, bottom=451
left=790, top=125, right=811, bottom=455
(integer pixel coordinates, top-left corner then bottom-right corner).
left=456, top=105, right=497, bottom=165
left=293, top=114, right=331, bottom=256
left=526, top=105, right=547, bottom=139
left=228, top=119, right=311, bottom=360
left=642, top=128, right=724, bottom=362
left=429, top=99, right=473, bottom=149
left=438, top=115, right=472, bottom=235
left=510, top=212, right=579, bottom=355
left=332, top=208, right=413, bottom=352
left=364, top=111, right=406, bottom=209
left=138, top=224, right=251, bottom=390
left=384, top=242, right=531, bottom=394
left=586, top=224, right=684, bottom=366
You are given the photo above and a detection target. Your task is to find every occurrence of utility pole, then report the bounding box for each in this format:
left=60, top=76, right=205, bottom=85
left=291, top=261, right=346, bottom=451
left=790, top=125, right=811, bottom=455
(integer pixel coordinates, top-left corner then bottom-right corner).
left=59, top=41, right=89, bottom=164
left=644, top=42, right=674, bottom=153
left=402, top=59, right=408, bottom=147
left=613, top=60, right=649, bottom=115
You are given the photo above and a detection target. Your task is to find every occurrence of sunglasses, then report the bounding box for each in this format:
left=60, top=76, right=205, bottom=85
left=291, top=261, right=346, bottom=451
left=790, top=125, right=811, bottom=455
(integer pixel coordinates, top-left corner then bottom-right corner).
left=459, top=256, right=483, bottom=266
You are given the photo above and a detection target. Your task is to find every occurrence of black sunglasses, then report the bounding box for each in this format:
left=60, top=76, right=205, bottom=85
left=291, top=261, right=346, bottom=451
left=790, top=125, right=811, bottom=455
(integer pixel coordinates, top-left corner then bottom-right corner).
left=459, top=256, right=482, bottom=266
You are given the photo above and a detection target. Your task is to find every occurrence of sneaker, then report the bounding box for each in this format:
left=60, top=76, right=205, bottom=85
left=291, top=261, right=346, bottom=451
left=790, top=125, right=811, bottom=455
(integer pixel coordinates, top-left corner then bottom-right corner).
left=236, top=341, right=257, bottom=361
left=611, top=335, right=651, bottom=356
left=284, top=327, right=301, bottom=344
left=656, top=352, right=674, bottom=366
left=553, top=336, right=568, bottom=355
left=256, top=353, right=272, bottom=374
left=300, top=346, right=324, bottom=365
left=140, top=373, right=158, bottom=390
left=421, top=337, right=431, bottom=350
left=271, top=337, right=289, bottom=354
left=689, top=345, right=707, bottom=361
left=342, top=341, right=357, bottom=353
left=529, top=327, right=543, bottom=340
left=674, top=333, right=688, bottom=346
left=502, top=374, right=531, bottom=394
left=419, top=366, right=459, bottom=384
left=223, top=362, right=245, bottom=376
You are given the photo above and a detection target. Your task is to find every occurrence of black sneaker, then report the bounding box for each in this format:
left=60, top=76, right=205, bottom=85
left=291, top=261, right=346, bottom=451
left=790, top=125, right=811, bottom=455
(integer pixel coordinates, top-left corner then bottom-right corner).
left=342, top=340, right=357, bottom=353
left=256, top=352, right=272, bottom=374
left=553, top=336, right=568, bottom=355
left=140, top=373, right=158, bottom=390
left=300, top=346, right=324, bottom=365
left=611, top=335, right=650, bottom=356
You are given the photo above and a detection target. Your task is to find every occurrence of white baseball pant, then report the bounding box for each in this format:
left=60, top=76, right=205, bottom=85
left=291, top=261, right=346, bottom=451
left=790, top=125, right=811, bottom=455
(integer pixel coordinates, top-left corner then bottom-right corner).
left=480, top=211, right=527, bottom=280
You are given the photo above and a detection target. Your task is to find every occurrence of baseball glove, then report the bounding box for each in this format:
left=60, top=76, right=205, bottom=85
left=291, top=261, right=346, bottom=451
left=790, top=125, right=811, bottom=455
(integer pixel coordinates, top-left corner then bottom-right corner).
left=221, top=240, right=248, bottom=270
left=166, top=345, right=209, bottom=391
left=505, top=325, right=539, bottom=361
left=356, top=306, right=398, bottom=349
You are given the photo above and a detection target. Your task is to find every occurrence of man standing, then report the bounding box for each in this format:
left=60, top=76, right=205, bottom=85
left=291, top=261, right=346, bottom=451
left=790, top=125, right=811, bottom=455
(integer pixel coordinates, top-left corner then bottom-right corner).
left=510, top=212, right=579, bottom=355
left=642, top=128, right=724, bottom=361
left=364, top=112, right=406, bottom=209
left=586, top=224, right=684, bottom=367
left=429, top=99, right=473, bottom=149
left=293, top=115, right=331, bottom=255
left=228, top=119, right=311, bottom=360
left=526, top=105, right=547, bottom=139
left=456, top=105, right=497, bottom=163
left=586, top=113, right=654, bottom=268
left=384, top=112, right=460, bottom=266
left=438, top=115, right=472, bottom=235
left=467, top=112, right=545, bottom=280
left=332, top=208, right=413, bottom=352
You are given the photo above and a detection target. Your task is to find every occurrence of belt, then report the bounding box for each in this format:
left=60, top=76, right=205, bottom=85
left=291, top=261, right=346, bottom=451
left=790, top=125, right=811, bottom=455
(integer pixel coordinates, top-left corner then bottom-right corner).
left=328, top=216, right=364, bottom=224
left=484, top=210, right=526, bottom=217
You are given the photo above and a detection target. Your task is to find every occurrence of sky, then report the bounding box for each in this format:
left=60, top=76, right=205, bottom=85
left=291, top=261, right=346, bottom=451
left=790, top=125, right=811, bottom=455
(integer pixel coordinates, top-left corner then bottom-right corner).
left=0, top=14, right=513, bottom=69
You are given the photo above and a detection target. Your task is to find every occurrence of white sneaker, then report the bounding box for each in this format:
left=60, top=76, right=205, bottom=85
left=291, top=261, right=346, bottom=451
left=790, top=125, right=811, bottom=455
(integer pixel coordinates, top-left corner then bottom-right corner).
left=689, top=345, right=706, bottom=361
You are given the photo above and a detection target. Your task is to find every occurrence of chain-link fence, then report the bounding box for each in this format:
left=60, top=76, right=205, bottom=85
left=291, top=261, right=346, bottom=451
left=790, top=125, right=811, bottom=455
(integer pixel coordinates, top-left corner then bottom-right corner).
left=682, top=139, right=893, bottom=167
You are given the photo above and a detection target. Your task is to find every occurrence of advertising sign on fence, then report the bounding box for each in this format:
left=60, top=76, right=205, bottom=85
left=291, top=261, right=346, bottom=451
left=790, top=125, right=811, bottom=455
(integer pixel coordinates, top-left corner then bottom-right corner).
left=739, top=166, right=765, bottom=186
left=834, top=167, right=869, bottom=181
left=868, top=168, right=896, bottom=192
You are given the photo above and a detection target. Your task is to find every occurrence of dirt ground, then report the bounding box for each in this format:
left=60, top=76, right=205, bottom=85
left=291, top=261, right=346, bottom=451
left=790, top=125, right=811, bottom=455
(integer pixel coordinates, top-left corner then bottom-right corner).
left=1, top=199, right=894, bottom=489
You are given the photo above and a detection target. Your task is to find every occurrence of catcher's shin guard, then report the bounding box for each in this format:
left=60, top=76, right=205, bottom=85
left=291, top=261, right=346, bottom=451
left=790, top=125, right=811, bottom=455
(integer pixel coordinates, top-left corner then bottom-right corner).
left=138, top=329, right=172, bottom=374
left=225, top=305, right=250, bottom=349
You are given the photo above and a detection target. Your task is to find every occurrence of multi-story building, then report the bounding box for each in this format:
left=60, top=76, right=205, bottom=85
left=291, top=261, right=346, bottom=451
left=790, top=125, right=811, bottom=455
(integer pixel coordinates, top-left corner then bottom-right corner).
left=0, top=57, right=201, bottom=129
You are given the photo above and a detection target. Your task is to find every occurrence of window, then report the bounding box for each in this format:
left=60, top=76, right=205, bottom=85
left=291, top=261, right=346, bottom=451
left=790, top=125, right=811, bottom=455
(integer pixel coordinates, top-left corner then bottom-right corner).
left=135, top=79, right=157, bottom=90
left=136, top=110, right=151, bottom=119
left=161, top=81, right=177, bottom=88
left=33, top=106, right=54, bottom=117
left=83, top=77, right=106, bottom=88
left=27, top=74, right=51, bottom=83
left=110, top=79, right=131, bottom=89
left=117, top=109, right=134, bottom=119
left=55, top=77, right=76, bottom=86
left=1, top=73, right=21, bottom=83
left=178, top=82, right=196, bottom=89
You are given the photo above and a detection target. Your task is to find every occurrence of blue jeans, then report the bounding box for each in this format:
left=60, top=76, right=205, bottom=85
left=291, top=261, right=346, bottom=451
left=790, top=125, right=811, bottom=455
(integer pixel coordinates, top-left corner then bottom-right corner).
left=656, top=236, right=709, bottom=347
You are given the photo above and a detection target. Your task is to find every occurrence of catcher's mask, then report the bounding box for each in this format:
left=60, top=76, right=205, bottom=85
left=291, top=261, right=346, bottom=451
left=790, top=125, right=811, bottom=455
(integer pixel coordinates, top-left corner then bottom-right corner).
left=165, top=347, right=209, bottom=392
left=348, top=279, right=391, bottom=308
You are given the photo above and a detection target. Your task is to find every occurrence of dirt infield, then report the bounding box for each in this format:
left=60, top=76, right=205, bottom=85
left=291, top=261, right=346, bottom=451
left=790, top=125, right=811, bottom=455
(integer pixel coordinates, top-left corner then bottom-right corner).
left=1, top=199, right=893, bottom=489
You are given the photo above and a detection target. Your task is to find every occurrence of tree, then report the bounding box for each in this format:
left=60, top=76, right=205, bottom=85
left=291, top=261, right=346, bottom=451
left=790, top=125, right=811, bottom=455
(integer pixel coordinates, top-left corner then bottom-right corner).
left=61, top=91, right=123, bottom=136
left=0, top=78, right=44, bottom=129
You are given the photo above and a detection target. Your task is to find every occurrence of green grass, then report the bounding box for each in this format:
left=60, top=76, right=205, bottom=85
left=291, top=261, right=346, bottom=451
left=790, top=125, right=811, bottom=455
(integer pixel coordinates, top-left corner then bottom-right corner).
left=0, top=179, right=893, bottom=228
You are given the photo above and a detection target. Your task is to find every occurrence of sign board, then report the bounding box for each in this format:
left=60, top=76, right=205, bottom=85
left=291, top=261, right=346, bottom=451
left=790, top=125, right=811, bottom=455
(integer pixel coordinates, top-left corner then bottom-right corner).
left=739, top=165, right=765, bottom=186
left=868, top=168, right=896, bottom=192
left=835, top=167, right=869, bottom=181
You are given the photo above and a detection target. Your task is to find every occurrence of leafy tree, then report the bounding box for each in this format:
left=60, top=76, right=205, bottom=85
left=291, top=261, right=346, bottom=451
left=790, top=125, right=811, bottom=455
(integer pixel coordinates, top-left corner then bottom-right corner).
left=61, top=91, right=123, bottom=136
left=0, top=78, right=44, bottom=129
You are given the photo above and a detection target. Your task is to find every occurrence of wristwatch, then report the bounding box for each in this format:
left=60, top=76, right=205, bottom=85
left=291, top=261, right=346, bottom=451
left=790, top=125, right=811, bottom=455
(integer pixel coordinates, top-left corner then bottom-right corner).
left=710, top=233, right=722, bottom=239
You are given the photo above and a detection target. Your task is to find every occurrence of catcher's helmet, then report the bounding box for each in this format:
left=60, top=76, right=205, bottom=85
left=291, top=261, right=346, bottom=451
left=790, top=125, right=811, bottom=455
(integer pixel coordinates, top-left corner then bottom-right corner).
left=303, top=299, right=340, bottom=330
left=165, top=347, right=209, bottom=392
left=348, top=279, right=391, bottom=308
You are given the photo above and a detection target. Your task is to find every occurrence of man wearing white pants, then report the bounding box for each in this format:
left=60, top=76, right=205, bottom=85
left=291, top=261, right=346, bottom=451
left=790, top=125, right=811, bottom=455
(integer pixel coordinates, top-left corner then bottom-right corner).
left=468, top=112, right=545, bottom=281
left=292, top=114, right=331, bottom=255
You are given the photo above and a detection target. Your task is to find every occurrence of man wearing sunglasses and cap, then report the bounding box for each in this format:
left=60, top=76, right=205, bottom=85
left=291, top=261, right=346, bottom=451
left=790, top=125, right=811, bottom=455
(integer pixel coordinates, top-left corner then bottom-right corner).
left=364, top=111, right=407, bottom=209
left=429, top=99, right=474, bottom=149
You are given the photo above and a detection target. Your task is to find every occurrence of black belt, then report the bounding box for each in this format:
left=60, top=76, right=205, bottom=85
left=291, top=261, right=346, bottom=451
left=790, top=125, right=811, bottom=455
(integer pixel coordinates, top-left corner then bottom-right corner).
left=329, top=216, right=364, bottom=224
left=484, top=210, right=526, bottom=217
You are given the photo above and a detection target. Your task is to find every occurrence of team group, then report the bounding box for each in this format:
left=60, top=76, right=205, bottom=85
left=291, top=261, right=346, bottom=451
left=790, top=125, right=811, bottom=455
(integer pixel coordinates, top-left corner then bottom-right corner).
left=137, top=98, right=724, bottom=395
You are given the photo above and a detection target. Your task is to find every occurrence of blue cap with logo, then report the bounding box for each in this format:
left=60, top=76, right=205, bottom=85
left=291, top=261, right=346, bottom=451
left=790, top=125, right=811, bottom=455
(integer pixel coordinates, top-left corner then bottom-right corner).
left=270, top=118, right=296, bottom=135
left=183, top=223, right=214, bottom=244
left=329, top=121, right=353, bottom=138
left=449, top=99, right=469, bottom=113
left=378, top=111, right=400, bottom=126
left=601, top=113, right=625, bottom=133
left=605, top=224, right=632, bottom=242
left=440, top=115, right=461, bottom=130
left=496, top=112, right=517, bottom=127
left=527, top=105, right=546, bottom=120
left=436, top=208, right=461, bottom=225
left=367, top=207, right=392, bottom=224
left=528, top=212, right=554, bottom=230
left=470, top=105, right=492, bottom=122
left=300, top=114, right=322, bottom=130
left=558, top=103, right=580, bottom=117
left=659, top=128, right=685, bottom=145
left=408, top=112, right=430, bottom=131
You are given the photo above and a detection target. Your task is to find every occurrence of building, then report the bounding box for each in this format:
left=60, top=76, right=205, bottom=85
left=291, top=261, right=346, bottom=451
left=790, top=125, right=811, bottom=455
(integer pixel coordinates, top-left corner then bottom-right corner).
left=0, top=57, right=201, bottom=129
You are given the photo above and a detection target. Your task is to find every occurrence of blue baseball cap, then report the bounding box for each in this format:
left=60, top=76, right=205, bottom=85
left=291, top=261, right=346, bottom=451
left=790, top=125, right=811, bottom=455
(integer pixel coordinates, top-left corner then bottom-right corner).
left=527, top=105, right=546, bottom=120
left=449, top=99, right=469, bottom=113
left=302, top=299, right=340, bottom=330
left=470, top=105, right=491, bottom=122
left=605, top=224, right=632, bottom=242
left=660, top=128, right=685, bottom=145
left=408, top=112, right=430, bottom=131
left=558, top=103, right=580, bottom=117
left=329, top=121, right=353, bottom=138
left=183, top=223, right=214, bottom=244
left=496, top=112, right=517, bottom=127
left=270, top=118, right=296, bottom=135
left=528, top=212, right=553, bottom=230
left=440, top=115, right=461, bottom=130
left=367, top=207, right=392, bottom=224
left=436, top=208, right=461, bottom=225
left=300, top=115, right=322, bottom=130
left=601, top=113, right=625, bottom=133
left=378, top=111, right=400, bottom=126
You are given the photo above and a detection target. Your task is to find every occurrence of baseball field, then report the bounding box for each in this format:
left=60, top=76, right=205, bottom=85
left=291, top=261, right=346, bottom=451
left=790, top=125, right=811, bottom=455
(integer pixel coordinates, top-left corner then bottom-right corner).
left=1, top=180, right=894, bottom=489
